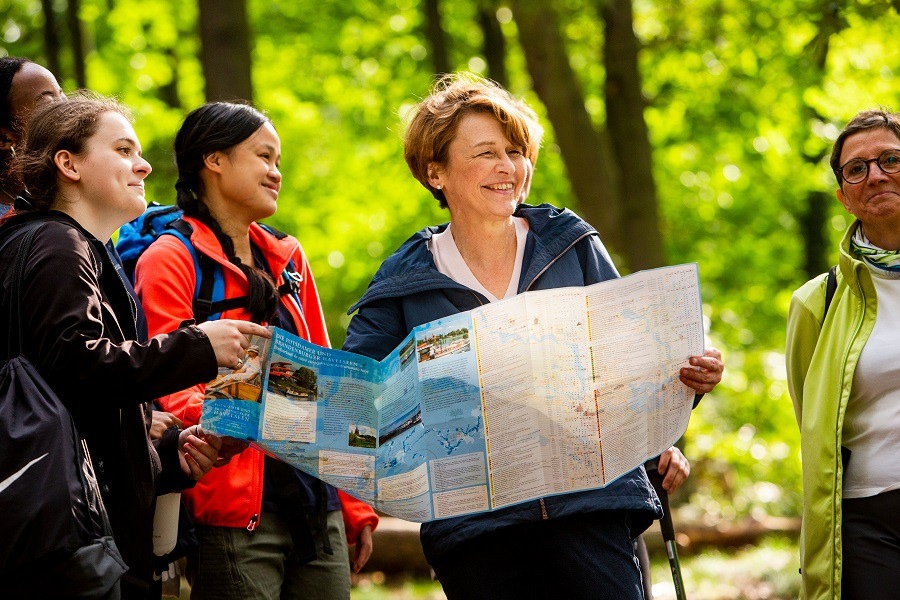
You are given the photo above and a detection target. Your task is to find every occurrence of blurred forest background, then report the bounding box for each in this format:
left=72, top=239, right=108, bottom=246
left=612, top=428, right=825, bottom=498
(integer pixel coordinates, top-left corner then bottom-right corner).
left=4, top=0, right=900, bottom=591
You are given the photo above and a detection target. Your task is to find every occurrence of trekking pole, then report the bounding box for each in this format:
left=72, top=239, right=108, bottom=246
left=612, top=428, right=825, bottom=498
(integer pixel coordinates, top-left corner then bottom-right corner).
left=645, top=458, right=687, bottom=600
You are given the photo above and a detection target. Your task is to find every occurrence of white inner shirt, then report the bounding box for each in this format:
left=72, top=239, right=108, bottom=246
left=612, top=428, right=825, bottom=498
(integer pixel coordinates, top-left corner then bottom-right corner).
left=428, top=218, right=530, bottom=302
left=842, top=265, right=900, bottom=498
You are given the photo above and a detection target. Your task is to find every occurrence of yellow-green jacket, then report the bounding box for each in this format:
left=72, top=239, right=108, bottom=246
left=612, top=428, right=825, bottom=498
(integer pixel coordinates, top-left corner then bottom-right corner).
left=786, top=221, right=877, bottom=599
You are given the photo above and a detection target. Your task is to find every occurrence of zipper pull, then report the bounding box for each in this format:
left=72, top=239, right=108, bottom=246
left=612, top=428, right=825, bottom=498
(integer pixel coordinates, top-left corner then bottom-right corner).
left=246, top=514, right=259, bottom=532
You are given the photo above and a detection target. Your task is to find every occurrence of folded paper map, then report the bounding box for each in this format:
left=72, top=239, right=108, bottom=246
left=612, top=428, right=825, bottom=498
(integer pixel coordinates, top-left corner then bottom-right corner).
left=201, top=263, right=704, bottom=522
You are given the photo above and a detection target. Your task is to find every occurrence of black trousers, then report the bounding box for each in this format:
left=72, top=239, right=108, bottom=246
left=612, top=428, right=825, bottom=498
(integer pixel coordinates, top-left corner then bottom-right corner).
left=842, top=488, right=900, bottom=599
left=429, top=510, right=644, bottom=600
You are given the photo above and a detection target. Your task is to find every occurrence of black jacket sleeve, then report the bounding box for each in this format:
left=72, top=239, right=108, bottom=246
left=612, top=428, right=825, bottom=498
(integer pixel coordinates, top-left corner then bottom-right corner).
left=154, top=426, right=196, bottom=495
left=19, top=223, right=217, bottom=408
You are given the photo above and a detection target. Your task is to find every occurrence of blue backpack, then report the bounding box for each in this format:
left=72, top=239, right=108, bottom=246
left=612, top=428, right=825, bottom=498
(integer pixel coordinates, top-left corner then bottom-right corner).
left=117, top=202, right=302, bottom=324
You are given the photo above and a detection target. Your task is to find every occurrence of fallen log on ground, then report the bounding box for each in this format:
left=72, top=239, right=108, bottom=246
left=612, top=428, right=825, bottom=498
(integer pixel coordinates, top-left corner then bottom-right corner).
left=641, top=514, right=801, bottom=556
left=362, top=514, right=802, bottom=575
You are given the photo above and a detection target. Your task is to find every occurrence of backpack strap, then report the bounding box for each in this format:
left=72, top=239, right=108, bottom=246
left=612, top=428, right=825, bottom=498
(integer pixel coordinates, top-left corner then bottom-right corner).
left=2, top=224, right=42, bottom=358
left=822, top=264, right=851, bottom=473
left=259, top=223, right=304, bottom=315
left=139, top=203, right=181, bottom=236
left=822, top=265, right=838, bottom=322
left=194, top=253, right=250, bottom=322
left=162, top=219, right=301, bottom=324
left=258, top=222, right=289, bottom=240
left=162, top=218, right=249, bottom=324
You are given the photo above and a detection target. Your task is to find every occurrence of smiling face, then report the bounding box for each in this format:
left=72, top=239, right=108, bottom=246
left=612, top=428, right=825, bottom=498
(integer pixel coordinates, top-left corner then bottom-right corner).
left=73, top=111, right=152, bottom=225
left=428, top=112, right=527, bottom=225
left=836, top=127, right=900, bottom=248
left=208, top=122, right=282, bottom=225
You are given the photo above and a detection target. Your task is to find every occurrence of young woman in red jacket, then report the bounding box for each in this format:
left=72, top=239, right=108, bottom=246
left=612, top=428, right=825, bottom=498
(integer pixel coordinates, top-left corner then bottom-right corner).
left=135, top=102, right=377, bottom=599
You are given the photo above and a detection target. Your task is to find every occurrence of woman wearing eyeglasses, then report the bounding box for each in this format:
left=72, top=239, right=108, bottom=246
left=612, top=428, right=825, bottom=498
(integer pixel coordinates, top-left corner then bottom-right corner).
left=787, top=109, right=900, bottom=599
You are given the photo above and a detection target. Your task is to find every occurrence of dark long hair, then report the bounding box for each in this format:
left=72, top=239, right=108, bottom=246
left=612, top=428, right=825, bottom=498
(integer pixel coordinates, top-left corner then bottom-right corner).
left=174, top=102, right=279, bottom=324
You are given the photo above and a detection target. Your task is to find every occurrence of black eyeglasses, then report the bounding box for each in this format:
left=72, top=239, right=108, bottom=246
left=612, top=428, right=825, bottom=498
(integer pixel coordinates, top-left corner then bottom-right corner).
left=837, top=149, right=900, bottom=184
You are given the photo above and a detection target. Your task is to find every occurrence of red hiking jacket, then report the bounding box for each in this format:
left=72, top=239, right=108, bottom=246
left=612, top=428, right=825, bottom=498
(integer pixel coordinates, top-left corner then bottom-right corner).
left=135, top=215, right=377, bottom=542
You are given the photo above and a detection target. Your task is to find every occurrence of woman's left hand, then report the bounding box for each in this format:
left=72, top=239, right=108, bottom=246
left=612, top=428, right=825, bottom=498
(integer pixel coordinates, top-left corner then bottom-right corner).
left=351, top=525, right=374, bottom=574
left=656, top=446, right=690, bottom=494
left=679, top=347, right=724, bottom=394
left=178, top=425, right=223, bottom=480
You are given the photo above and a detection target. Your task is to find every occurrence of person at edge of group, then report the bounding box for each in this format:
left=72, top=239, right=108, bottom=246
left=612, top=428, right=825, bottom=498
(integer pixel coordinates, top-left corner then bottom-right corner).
left=787, top=109, right=900, bottom=600
left=0, top=94, right=271, bottom=598
left=341, top=72, right=723, bottom=600
left=133, top=101, right=378, bottom=600
left=0, top=57, right=64, bottom=217
left=2, top=56, right=208, bottom=594
left=0, top=56, right=156, bottom=335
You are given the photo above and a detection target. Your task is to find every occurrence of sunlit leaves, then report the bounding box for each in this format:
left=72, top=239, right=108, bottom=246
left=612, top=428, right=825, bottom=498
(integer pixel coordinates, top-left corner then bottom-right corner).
left=4, top=0, right=900, bottom=525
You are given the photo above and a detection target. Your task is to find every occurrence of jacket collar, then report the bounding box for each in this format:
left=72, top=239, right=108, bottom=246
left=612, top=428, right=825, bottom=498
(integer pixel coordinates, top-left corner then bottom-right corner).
left=182, top=215, right=299, bottom=277
left=1, top=209, right=105, bottom=268
left=348, top=203, right=596, bottom=313
left=838, top=220, right=870, bottom=299
left=3, top=208, right=92, bottom=238
left=0, top=209, right=140, bottom=339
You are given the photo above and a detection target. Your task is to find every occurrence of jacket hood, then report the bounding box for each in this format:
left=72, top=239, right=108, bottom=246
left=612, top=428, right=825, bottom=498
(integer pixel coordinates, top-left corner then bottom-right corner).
left=348, top=203, right=596, bottom=313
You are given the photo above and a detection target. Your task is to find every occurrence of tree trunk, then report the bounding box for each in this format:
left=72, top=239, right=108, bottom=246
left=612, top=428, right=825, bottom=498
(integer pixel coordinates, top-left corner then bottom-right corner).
left=66, top=0, right=87, bottom=88
left=800, top=191, right=832, bottom=276
left=478, top=1, right=508, bottom=88
left=158, top=46, right=181, bottom=109
left=198, top=0, right=253, bottom=102
left=601, top=0, right=665, bottom=270
left=512, top=1, right=625, bottom=260
left=799, top=2, right=846, bottom=279
left=642, top=514, right=801, bottom=556
left=423, top=0, right=451, bottom=75
left=40, top=0, right=62, bottom=80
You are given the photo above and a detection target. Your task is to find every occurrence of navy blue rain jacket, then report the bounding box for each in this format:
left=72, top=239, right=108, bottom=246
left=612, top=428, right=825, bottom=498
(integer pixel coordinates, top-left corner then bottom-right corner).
left=342, top=203, right=663, bottom=562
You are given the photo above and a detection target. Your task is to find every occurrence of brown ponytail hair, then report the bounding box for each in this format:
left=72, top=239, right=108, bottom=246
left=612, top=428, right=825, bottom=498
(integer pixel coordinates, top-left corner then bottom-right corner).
left=13, top=94, right=129, bottom=212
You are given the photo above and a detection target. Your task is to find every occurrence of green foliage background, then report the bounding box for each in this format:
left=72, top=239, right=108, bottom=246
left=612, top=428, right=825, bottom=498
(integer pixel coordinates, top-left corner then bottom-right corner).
left=5, top=0, right=900, bottom=526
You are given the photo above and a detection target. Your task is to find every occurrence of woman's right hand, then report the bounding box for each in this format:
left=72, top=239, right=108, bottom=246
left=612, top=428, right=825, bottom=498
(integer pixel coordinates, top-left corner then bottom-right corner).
left=150, top=410, right=183, bottom=441
left=197, top=319, right=271, bottom=369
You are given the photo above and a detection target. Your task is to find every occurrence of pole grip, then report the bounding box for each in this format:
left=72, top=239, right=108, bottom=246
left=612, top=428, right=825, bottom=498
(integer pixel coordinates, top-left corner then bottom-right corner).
left=645, top=459, right=676, bottom=542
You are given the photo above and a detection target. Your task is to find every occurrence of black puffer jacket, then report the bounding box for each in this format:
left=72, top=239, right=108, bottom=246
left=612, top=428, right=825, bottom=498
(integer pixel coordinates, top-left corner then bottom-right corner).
left=0, top=210, right=218, bottom=598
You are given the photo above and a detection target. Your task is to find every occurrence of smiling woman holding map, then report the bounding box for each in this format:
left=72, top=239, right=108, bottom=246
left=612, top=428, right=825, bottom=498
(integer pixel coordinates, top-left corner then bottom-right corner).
left=342, top=73, right=723, bottom=599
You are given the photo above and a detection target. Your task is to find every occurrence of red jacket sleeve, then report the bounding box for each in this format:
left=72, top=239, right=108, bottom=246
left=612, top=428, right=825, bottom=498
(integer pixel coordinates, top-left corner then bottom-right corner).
left=339, top=490, right=379, bottom=543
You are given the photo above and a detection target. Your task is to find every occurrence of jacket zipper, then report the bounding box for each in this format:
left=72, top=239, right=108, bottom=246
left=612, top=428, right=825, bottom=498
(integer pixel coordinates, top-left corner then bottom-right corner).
left=246, top=513, right=259, bottom=532
left=539, top=498, right=549, bottom=520
left=831, top=266, right=867, bottom=594
left=523, top=232, right=595, bottom=292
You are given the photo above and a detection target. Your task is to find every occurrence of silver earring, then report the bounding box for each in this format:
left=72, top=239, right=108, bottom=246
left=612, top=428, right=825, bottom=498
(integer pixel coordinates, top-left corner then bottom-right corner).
left=436, top=184, right=442, bottom=190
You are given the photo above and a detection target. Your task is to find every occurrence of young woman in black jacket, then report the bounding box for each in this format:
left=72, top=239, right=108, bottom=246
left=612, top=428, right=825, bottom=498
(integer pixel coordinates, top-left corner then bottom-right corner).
left=0, top=95, right=270, bottom=598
